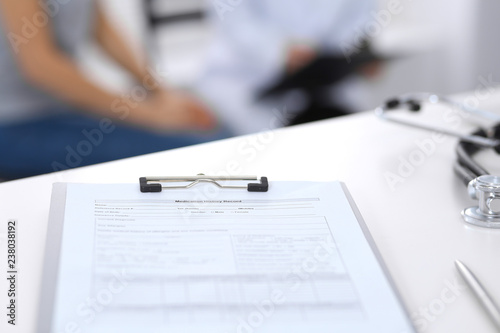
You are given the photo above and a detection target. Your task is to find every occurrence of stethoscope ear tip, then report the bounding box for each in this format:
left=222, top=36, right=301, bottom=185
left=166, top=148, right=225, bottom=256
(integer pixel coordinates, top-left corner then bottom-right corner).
left=385, top=98, right=400, bottom=109
left=383, top=98, right=421, bottom=112
left=407, top=100, right=421, bottom=112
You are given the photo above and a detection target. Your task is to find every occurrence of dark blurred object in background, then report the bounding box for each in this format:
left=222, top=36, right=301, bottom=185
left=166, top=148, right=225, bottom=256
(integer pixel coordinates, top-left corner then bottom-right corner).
left=259, top=41, right=383, bottom=125
left=195, top=0, right=378, bottom=134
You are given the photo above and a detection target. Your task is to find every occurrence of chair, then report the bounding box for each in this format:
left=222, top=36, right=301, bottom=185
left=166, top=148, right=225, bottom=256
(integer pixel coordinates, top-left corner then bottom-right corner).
left=142, top=0, right=212, bottom=87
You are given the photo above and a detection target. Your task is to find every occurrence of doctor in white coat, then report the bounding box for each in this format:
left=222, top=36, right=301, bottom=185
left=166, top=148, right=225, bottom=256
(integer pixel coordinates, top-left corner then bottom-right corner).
left=197, top=0, right=376, bottom=135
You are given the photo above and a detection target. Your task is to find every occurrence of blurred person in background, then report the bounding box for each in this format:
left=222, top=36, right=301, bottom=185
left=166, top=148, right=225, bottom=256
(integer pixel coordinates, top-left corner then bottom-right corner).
left=0, top=0, right=225, bottom=180
left=197, top=0, right=378, bottom=135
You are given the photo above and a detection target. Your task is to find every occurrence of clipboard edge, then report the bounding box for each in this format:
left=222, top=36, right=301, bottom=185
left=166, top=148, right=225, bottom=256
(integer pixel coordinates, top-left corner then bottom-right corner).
left=339, top=182, right=417, bottom=333
left=36, top=183, right=68, bottom=333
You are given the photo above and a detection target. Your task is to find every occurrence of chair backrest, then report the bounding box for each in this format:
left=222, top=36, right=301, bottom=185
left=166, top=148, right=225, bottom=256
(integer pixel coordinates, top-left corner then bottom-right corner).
left=145, top=0, right=213, bottom=88
left=146, top=0, right=207, bottom=28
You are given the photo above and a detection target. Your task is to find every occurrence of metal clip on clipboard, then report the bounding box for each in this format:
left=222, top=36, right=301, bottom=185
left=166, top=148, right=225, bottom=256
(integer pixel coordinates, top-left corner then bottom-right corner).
left=139, top=175, right=269, bottom=193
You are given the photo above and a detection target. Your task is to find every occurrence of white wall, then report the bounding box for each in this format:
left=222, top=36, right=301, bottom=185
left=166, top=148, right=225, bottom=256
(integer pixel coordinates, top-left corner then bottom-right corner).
left=355, top=0, right=484, bottom=110
left=474, top=0, right=500, bottom=85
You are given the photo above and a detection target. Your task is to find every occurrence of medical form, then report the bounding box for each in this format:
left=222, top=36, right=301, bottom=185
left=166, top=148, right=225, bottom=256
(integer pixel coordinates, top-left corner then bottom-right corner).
left=39, top=181, right=415, bottom=333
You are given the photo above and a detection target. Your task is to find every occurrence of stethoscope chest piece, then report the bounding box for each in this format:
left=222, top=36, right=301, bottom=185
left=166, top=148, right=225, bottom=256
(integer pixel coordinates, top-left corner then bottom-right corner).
left=376, top=92, right=500, bottom=228
left=463, top=175, right=500, bottom=228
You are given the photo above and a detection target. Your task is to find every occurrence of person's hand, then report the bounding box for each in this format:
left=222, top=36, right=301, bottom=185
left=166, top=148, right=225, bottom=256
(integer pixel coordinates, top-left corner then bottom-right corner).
left=135, top=90, right=217, bottom=132
left=286, top=44, right=317, bottom=73
left=357, top=60, right=383, bottom=79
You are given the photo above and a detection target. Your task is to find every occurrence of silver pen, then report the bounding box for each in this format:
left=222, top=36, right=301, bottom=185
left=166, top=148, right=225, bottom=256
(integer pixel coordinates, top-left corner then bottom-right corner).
left=455, top=260, right=500, bottom=330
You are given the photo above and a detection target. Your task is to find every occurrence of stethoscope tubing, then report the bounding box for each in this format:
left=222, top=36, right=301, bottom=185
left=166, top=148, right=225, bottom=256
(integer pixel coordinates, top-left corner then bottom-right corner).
left=455, top=137, right=489, bottom=185
left=376, top=93, right=500, bottom=228
left=376, top=93, right=500, bottom=186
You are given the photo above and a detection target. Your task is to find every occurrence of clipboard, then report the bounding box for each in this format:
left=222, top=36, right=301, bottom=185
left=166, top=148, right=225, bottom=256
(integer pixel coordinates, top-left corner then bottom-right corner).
left=139, top=175, right=269, bottom=192
left=38, top=176, right=416, bottom=333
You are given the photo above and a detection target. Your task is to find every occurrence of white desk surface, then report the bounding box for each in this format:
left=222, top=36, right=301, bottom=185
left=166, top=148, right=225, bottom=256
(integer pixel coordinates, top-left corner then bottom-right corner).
left=2, top=92, right=500, bottom=333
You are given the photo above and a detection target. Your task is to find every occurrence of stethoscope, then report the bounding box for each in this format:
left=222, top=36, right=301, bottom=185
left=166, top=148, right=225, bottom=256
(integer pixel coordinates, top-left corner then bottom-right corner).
left=375, top=92, right=500, bottom=228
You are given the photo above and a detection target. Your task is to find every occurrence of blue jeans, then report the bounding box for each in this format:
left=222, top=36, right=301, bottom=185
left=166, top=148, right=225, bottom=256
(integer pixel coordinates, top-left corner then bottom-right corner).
left=0, top=112, right=231, bottom=179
